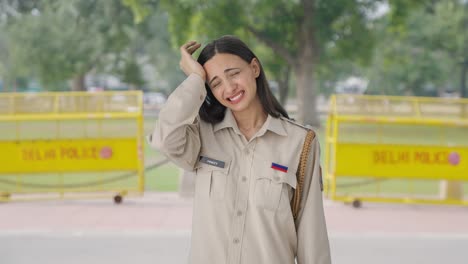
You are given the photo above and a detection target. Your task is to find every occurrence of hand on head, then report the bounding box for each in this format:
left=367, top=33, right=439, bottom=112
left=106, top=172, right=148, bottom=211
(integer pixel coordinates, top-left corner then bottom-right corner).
left=179, top=41, right=207, bottom=82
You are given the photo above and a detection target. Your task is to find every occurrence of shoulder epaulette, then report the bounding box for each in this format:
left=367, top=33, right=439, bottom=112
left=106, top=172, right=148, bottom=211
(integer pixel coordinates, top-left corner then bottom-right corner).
left=280, top=116, right=314, bottom=131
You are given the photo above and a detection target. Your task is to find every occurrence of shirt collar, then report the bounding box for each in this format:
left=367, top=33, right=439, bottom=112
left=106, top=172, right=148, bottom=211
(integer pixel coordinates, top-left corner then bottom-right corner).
left=213, top=109, right=287, bottom=137
left=213, top=109, right=240, bottom=134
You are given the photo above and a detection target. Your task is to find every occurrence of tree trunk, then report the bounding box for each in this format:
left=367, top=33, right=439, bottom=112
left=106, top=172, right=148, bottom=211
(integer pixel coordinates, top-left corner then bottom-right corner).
left=129, top=84, right=138, bottom=90
left=247, top=0, right=320, bottom=126
left=461, top=59, right=467, bottom=98
left=278, top=66, right=290, bottom=105
left=71, top=74, right=86, bottom=91
left=11, top=79, right=17, bottom=92
left=294, top=0, right=320, bottom=127
left=462, top=2, right=468, bottom=98
left=294, top=59, right=319, bottom=127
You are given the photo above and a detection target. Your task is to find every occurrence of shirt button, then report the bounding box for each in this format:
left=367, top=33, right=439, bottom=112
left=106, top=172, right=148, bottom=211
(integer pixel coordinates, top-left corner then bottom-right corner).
left=244, top=148, right=250, bottom=155
left=241, top=176, right=247, bottom=182
left=237, top=210, right=243, bottom=216
left=233, top=238, right=240, bottom=244
left=274, top=176, right=280, bottom=181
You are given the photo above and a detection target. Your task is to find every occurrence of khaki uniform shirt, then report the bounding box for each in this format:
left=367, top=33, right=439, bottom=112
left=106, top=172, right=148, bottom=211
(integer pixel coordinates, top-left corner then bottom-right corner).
left=149, top=74, right=331, bottom=264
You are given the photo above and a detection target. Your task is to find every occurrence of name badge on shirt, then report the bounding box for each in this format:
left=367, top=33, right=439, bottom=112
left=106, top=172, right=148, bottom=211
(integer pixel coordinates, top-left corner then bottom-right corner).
left=199, top=156, right=225, bottom=169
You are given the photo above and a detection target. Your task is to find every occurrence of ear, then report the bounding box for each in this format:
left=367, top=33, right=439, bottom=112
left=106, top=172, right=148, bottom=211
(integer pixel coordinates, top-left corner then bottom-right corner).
left=250, top=58, right=261, bottom=78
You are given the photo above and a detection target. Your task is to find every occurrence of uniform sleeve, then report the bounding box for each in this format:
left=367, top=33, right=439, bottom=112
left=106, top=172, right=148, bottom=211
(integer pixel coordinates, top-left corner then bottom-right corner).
left=147, top=73, right=206, bottom=171
left=295, top=136, right=332, bottom=264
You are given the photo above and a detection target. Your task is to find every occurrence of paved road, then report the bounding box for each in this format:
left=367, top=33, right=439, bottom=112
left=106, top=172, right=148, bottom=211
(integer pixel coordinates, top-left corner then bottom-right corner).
left=1, top=193, right=468, bottom=264
left=1, top=231, right=467, bottom=264
left=2, top=193, right=468, bottom=234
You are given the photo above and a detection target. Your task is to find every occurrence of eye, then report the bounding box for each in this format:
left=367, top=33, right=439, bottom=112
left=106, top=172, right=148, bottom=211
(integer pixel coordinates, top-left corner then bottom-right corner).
left=211, top=82, right=221, bottom=89
left=230, top=71, right=240, bottom=77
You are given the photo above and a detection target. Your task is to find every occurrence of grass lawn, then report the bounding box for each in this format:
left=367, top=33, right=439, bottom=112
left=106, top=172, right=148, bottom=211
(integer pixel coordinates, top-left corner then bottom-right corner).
left=332, top=177, right=468, bottom=198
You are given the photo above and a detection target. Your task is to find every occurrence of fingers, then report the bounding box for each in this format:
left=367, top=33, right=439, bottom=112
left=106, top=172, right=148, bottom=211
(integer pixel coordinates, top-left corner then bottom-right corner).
left=179, top=40, right=207, bottom=81
left=187, top=43, right=201, bottom=55
left=180, top=41, right=201, bottom=55
left=180, top=40, right=196, bottom=50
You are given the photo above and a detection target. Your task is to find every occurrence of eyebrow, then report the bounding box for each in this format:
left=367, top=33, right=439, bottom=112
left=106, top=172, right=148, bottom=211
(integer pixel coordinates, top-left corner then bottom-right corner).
left=208, top=68, right=241, bottom=86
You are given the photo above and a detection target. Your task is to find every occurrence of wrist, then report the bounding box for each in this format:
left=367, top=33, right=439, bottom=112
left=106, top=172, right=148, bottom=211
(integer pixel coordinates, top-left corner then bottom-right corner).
left=193, top=72, right=206, bottom=82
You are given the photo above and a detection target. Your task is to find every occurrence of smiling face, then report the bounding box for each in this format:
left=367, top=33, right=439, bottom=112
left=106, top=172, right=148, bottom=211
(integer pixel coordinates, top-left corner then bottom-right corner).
left=203, top=53, right=261, bottom=114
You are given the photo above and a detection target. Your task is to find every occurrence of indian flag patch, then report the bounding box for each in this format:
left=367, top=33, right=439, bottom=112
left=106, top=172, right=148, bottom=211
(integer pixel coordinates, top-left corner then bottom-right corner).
left=271, top=162, right=288, bottom=173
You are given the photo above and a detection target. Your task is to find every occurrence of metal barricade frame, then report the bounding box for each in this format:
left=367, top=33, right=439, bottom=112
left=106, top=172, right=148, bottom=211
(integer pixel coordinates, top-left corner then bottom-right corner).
left=0, top=91, right=144, bottom=203
left=324, top=94, right=468, bottom=207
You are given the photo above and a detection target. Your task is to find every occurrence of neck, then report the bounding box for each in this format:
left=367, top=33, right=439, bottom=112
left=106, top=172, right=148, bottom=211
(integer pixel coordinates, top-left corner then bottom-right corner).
left=232, top=98, right=267, bottom=135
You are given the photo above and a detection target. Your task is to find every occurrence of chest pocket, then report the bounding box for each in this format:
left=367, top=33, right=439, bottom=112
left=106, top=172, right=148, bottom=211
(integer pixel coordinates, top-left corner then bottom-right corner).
left=254, top=161, right=297, bottom=212
left=195, top=155, right=231, bottom=200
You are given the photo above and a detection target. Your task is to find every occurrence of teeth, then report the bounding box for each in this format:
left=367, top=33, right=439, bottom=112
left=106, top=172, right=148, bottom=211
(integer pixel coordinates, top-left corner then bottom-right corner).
left=229, top=92, right=243, bottom=101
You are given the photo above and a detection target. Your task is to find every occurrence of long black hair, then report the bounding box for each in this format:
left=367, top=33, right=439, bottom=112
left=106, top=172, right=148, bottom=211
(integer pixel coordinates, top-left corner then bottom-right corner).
left=197, top=35, right=289, bottom=124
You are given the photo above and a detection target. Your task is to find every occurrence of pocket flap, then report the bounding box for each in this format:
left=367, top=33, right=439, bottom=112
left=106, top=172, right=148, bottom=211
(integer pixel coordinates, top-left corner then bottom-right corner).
left=256, top=160, right=297, bottom=189
left=271, top=170, right=297, bottom=189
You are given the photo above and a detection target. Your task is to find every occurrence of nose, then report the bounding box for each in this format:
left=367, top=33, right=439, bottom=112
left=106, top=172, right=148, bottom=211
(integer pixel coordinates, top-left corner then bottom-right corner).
left=224, top=78, right=237, bottom=95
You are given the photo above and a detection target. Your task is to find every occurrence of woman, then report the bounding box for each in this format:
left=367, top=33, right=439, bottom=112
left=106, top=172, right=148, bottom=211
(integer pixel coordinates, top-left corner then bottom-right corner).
left=149, top=35, right=331, bottom=264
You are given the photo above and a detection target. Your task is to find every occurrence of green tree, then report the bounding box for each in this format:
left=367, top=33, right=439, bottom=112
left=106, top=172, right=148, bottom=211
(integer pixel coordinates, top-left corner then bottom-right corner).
left=136, top=9, right=187, bottom=94
left=155, top=0, right=393, bottom=126
left=365, top=0, right=466, bottom=97
left=3, top=0, right=153, bottom=91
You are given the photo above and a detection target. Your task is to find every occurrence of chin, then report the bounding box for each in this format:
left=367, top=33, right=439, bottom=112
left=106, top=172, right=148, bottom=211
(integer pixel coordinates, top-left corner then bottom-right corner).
left=228, top=102, right=252, bottom=113
left=228, top=105, right=246, bottom=113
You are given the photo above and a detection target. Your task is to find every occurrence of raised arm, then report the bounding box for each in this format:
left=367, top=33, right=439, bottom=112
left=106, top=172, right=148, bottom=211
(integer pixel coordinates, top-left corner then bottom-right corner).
left=148, top=41, right=207, bottom=171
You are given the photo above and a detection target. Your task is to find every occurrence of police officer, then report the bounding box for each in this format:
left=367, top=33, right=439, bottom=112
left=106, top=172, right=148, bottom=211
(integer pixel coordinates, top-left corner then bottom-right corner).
left=149, top=36, right=331, bottom=264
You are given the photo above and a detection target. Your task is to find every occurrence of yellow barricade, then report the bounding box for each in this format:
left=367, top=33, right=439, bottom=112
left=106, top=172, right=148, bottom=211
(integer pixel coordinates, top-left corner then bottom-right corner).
left=0, top=91, right=144, bottom=203
left=324, top=94, right=468, bottom=207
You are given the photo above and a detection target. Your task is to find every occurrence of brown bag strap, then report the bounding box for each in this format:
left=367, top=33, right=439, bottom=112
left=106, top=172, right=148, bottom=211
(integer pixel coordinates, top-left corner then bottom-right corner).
left=291, top=130, right=315, bottom=220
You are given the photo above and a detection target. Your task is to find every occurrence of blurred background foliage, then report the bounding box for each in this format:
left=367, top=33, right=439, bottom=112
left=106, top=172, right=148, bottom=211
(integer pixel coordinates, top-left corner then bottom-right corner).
left=0, top=0, right=467, bottom=106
